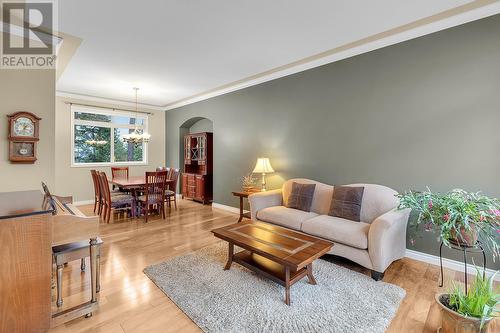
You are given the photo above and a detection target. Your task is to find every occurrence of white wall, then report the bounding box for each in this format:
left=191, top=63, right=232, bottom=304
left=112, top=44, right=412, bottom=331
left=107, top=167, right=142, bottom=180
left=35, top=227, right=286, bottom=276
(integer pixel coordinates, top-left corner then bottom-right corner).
left=55, top=96, right=165, bottom=202
left=0, top=70, right=55, bottom=192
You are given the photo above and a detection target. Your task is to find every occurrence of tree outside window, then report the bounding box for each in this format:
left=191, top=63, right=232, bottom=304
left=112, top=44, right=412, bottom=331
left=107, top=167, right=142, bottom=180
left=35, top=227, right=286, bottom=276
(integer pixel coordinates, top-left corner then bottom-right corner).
left=71, top=108, right=148, bottom=166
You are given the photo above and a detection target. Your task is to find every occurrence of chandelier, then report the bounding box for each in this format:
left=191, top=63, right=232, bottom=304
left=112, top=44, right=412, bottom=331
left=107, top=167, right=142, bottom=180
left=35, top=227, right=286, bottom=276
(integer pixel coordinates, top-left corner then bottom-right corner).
left=122, top=87, right=151, bottom=145
left=85, top=139, right=108, bottom=146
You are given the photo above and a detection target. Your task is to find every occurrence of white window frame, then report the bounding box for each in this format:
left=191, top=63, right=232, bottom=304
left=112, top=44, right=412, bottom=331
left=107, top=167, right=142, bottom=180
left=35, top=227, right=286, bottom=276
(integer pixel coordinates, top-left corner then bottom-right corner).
left=70, top=105, right=149, bottom=167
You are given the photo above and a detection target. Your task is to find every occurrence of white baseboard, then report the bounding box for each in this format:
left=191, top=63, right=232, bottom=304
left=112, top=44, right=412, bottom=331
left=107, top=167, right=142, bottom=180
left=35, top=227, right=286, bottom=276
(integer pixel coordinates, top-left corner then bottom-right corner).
left=73, top=199, right=94, bottom=206
left=405, top=249, right=499, bottom=281
left=212, top=202, right=249, bottom=215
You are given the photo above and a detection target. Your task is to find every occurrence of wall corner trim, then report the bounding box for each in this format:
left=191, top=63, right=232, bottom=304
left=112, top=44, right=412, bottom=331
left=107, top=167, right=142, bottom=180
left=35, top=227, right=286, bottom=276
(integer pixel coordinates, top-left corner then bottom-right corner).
left=163, top=1, right=500, bottom=111
left=56, top=91, right=165, bottom=111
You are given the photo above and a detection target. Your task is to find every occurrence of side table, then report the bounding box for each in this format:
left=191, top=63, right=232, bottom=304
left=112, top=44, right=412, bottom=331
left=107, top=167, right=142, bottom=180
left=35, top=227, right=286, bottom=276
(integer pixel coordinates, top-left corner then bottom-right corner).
left=232, top=189, right=260, bottom=222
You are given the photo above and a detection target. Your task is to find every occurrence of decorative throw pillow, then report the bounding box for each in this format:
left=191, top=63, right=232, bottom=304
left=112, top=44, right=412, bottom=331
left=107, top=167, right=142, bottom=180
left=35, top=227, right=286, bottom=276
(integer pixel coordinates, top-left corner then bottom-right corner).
left=286, top=182, right=316, bottom=212
left=329, top=186, right=364, bottom=222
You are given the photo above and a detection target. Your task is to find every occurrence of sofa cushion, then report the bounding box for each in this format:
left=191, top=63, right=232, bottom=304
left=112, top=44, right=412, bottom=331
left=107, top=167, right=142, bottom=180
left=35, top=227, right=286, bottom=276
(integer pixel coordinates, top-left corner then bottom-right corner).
left=329, top=186, right=364, bottom=222
left=301, top=215, right=370, bottom=249
left=286, top=182, right=316, bottom=212
left=257, top=206, right=318, bottom=230
left=344, top=184, right=399, bottom=223
left=282, top=179, right=333, bottom=215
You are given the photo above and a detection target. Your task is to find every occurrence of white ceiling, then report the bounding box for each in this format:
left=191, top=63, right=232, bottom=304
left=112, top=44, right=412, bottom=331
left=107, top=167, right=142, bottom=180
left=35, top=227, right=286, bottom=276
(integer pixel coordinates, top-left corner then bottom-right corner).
left=57, top=0, right=476, bottom=107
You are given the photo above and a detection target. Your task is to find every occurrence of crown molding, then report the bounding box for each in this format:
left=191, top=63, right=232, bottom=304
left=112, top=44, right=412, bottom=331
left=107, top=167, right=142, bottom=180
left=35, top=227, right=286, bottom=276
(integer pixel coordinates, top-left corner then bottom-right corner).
left=56, top=91, right=165, bottom=111
left=57, top=1, right=500, bottom=112
left=164, top=0, right=500, bottom=111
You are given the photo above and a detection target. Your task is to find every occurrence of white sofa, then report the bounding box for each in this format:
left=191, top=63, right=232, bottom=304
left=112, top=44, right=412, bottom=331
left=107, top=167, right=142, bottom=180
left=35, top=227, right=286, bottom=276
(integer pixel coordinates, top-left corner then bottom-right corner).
left=248, top=178, right=410, bottom=280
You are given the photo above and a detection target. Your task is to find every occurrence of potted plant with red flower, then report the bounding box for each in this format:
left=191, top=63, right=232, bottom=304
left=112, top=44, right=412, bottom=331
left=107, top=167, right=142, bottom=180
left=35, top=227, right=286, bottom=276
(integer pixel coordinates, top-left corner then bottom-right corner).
left=397, top=189, right=500, bottom=258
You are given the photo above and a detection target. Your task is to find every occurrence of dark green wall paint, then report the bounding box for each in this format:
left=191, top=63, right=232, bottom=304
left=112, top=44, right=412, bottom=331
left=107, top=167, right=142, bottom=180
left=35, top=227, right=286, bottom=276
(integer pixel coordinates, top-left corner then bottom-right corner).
left=166, top=15, right=500, bottom=269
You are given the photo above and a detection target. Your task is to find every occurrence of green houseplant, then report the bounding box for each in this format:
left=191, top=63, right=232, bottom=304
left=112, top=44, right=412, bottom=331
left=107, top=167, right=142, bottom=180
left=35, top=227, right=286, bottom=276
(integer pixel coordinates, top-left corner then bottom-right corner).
left=436, top=268, right=499, bottom=333
left=397, top=189, right=500, bottom=258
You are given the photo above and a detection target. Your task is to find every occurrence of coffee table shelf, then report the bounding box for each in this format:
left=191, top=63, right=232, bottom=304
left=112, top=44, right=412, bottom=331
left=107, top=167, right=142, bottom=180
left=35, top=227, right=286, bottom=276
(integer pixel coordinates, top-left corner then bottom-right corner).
left=233, top=250, right=308, bottom=287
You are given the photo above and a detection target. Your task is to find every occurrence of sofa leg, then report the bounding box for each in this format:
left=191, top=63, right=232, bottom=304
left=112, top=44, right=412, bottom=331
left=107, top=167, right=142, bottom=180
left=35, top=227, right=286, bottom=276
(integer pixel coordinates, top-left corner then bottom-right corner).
left=371, top=270, right=385, bottom=281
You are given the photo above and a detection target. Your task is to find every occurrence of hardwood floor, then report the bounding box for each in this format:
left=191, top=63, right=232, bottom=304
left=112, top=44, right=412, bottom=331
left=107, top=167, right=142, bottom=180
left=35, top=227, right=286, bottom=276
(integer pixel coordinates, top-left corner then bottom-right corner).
left=49, top=200, right=498, bottom=333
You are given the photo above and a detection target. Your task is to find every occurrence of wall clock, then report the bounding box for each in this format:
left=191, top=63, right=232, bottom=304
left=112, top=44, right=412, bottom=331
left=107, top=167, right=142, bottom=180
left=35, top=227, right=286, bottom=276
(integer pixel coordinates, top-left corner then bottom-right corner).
left=7, top=111, right=41, bottom=163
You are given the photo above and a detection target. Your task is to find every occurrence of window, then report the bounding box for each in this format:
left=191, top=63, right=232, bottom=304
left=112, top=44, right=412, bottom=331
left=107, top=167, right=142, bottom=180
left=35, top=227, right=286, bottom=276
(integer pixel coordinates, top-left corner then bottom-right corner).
left=71, top=106, right=148, bottom=166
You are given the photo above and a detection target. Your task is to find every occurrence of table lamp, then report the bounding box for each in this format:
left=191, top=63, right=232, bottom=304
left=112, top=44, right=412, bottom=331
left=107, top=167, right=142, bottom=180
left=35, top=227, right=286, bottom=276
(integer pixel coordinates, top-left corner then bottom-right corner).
left=252, top=157, right=274, bottom=191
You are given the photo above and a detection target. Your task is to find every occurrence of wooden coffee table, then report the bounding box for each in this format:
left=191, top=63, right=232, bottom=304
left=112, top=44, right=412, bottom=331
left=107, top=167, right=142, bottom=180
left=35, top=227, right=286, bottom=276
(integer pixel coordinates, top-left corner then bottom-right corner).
left=211, top=221, right=333, bottom=305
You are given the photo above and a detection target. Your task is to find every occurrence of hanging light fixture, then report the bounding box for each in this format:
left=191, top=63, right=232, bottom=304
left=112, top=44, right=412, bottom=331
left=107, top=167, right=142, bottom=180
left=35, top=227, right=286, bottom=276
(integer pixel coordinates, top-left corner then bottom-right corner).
left=122, top=87, right=151, bottom=145
left=85, top=139, right=108, bottom=146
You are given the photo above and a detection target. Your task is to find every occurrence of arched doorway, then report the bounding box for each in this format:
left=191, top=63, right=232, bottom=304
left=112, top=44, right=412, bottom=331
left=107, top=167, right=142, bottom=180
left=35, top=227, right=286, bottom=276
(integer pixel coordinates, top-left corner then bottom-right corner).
left=179, top=117, right=213, bottom=168
left=179, top=117, right=214, bottom=204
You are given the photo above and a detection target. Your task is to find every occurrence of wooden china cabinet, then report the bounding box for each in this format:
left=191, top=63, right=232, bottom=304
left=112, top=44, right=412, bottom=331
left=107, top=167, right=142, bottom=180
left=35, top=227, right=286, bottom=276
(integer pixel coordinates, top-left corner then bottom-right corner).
left=182, top=132, right=213, bottom=204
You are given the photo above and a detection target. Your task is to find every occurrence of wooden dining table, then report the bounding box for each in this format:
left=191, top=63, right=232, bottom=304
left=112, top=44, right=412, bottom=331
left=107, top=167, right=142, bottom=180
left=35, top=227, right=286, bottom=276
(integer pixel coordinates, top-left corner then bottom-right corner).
left=108, top=176, right=173, bottom=217
left=108, top=176, right=174, bottom=189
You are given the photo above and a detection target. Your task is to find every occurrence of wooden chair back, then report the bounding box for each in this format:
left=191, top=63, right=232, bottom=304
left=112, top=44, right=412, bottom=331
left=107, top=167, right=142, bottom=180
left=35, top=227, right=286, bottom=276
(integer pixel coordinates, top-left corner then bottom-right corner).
left=144, top=171, right=168, bottom=204
left=111, top=167, right=129, bottom=179
left=97, top=172, right=111, bottom=206
left=90, top=170, right=100, bottom=199
left=168, top=168, right=180, bottom=193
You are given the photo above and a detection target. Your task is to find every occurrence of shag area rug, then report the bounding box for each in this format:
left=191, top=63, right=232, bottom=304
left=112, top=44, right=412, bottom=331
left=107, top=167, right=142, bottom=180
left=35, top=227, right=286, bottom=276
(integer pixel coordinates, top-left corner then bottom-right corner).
left=144, top=242, right=405, bottom=333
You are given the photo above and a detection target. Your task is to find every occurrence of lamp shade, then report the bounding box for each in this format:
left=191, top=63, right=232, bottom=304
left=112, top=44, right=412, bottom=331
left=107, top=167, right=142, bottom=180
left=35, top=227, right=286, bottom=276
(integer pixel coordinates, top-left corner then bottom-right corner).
left=252, top=157, right=274, bottom=174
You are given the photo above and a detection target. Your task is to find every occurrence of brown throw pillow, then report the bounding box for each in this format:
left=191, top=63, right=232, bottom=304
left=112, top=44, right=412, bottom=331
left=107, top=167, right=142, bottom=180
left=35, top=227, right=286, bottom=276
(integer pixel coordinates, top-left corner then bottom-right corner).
left=286, top=182, right=316, bottom=212
left=329, top=186, right=364, bottom=221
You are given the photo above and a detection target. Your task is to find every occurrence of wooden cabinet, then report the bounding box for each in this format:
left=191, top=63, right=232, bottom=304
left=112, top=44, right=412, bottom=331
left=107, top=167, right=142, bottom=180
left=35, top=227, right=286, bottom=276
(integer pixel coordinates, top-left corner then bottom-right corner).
left=184, top=136, right=191, bottom=165
left=182, top=173, right=188, bottom=197
left=195, top=175, right=205, bottom=201
left=182, top=132, right=213, bottom=204
left=0, top=191, right=53, bottom=333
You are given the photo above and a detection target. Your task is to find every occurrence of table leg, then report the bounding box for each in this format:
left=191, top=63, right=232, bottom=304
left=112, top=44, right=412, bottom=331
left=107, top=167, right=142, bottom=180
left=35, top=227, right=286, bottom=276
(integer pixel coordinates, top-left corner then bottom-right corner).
left=96, top=254, right=101, bottom=293
left=90, top=238, right=98, bottom=299
left=306, top=263, right=317, bottom=285
left=238, top=196, right=244, bottom=222
left=285, top=266, right=291, bottom=306
left=131, top=188, right=137, bottom=218
left=224, top=242, right=234, bottom=270
left=85, top=238, right=98, bottom=318
left=56, top=264, right=63, bottom=307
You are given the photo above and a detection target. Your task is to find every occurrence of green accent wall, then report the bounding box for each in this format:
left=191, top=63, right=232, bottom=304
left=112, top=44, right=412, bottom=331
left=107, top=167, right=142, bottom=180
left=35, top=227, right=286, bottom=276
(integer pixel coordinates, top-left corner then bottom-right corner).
left=166, top=14, right=500, bottom=269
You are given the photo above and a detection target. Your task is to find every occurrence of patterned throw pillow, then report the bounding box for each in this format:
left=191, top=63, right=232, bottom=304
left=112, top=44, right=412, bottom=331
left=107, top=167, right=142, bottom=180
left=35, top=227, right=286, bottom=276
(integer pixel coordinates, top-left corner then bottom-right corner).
left=286, top=182, right=316, bottom=212
left=329, top=186, right=364, bottom=221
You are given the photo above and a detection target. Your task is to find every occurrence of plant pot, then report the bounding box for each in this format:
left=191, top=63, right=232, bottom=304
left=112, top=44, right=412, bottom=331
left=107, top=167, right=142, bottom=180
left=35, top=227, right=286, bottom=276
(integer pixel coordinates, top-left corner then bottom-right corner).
left=242, top=186, right=254, bottom=192
left=435, top=293, right=492, bottom=333
left=449, top=226, right=478, bottom=247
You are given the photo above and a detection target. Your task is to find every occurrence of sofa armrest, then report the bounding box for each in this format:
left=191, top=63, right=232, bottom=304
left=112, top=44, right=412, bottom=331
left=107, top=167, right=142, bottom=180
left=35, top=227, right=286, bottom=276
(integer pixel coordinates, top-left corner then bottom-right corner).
left=368, top=208, right=410, bottom=273
left=248, top=189, right=283, bottom=220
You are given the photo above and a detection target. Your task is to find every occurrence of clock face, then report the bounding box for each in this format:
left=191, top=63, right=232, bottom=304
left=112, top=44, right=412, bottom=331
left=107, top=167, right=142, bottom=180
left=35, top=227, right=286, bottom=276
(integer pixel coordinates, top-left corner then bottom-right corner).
left=13, top=117, right=35, bottom=137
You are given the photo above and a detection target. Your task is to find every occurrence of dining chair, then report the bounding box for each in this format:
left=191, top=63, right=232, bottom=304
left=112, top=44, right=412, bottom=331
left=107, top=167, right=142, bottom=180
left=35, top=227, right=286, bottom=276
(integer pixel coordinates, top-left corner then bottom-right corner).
left=137, top=171, right=168, bottom=223
left=165, top=168, right=180, bottom=209
left=98, top=172, right=135, bottom=223
left=111, top=166, right=129, bottom=190
left=90, top=170, right=101, bottom=214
